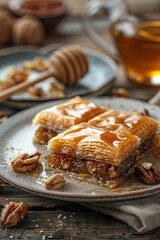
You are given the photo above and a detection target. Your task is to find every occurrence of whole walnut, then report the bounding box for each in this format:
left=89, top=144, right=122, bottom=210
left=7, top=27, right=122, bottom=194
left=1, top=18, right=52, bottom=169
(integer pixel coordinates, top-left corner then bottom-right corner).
left=0, top=10, right=13, bottom=45
left=12, top=16, right=45, bottom=45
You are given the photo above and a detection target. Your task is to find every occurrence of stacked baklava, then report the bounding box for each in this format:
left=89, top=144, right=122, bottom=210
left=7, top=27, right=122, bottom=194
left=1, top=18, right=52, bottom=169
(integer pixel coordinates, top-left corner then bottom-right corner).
left=33, top=96, right=159, bottom=188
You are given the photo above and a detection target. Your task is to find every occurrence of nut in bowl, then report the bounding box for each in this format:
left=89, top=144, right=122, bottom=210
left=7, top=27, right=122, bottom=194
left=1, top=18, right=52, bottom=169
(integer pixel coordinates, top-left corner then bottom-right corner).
left=9, top=0, right=68, bottom=27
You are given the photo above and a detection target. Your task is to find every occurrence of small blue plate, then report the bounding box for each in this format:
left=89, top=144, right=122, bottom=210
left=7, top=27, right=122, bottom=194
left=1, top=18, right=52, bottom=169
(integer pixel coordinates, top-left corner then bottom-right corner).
left=0, top=44, right=117, bottom=106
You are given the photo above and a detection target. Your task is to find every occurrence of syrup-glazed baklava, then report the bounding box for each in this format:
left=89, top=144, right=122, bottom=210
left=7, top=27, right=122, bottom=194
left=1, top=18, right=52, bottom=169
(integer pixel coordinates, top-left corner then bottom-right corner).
left=33, top=96, right=106, bottom=144
left=46, top=123, right=141, bottom=188
left=88, top=110, right=158, bottom=149
left=45, top=109, right=159, bottom=188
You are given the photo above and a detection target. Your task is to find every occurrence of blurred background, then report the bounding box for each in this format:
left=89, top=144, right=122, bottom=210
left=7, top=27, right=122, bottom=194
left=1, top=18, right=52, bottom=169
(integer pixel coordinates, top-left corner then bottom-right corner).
left=0, top=0, right=160, bottom=48
left=1, top=0, right=160, bottom=115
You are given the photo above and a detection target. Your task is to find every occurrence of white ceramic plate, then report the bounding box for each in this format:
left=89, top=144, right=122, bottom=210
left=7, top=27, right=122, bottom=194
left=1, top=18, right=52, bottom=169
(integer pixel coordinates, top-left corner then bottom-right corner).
left=0, top=44, right=117, bottom=105
left=0, top=97, right=160, bottom=202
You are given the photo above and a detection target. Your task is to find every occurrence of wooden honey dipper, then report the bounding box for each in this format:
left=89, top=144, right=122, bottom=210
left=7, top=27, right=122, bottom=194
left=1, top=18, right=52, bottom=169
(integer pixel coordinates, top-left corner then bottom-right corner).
left=0, top=45, right=88, bottom=103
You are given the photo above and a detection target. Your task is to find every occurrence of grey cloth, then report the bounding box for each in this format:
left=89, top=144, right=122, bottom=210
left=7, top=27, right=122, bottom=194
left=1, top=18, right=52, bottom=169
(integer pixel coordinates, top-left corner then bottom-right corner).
left=82, top=194, right=160, bottom=233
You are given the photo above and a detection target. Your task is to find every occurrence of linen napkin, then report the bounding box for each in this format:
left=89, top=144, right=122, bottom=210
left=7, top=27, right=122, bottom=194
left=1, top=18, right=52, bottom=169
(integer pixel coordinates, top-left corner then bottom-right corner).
left=81, top=193, right=160, bottom=233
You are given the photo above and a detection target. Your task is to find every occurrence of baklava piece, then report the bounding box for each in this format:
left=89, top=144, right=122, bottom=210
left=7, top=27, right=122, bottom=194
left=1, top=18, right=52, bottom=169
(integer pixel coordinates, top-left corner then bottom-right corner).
left=45, top=109, right=159, bottom=188
left=46, top=123, right=141, bottom=188
left=88, top=110, right=159, bottom=152
left=33, top=96, right=107, bottom=144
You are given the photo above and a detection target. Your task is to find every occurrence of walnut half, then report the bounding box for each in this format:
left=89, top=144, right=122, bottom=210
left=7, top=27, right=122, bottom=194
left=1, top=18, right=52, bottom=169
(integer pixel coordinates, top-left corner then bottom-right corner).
left=0, top=202, right=27, bottom=227
left=28, top=86, right=46, bottom=97
left=112, top=88, right=130, bottom=98
left=45, top=173, right=65, bottom=190
left=11, top=152, right=41, bottom=173
left=23, top=58, right=49, bottom=72
left=7, top=68, right=29, bottom=84
left=134, top=161, right=160, bottom=185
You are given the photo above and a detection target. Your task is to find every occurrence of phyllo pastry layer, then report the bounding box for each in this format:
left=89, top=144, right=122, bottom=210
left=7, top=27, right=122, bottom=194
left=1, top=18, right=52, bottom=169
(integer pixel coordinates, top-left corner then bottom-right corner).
left=47, top=123, right=140, bottom=165
left=88, top=110, right=158, bottom=141
left=33, top=96, right=107, bottom=144
left=46, top=123, right=141, bottom=188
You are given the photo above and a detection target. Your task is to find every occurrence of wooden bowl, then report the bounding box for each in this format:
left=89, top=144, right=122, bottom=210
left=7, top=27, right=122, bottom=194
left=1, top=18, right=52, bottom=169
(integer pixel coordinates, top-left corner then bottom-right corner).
left=8, top=0, right=68, bottom=27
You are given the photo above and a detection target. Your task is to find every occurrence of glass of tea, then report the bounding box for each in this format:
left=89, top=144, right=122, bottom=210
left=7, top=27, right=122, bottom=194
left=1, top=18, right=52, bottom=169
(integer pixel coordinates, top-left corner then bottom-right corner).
left=84, top=0, right=160, bottom=87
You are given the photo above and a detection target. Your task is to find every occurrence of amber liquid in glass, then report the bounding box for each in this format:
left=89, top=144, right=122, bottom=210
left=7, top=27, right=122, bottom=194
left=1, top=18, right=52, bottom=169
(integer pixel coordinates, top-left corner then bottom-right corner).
left=112, top=20, right=160, bottom=86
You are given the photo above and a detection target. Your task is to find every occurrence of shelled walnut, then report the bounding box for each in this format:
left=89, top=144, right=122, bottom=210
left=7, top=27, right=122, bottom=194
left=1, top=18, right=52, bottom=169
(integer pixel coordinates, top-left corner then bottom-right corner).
left=0, top=202, right=27, bottom=227
left=23, top=58, right=49, bottom=72
left=112, top=88, right=130, bottom=98
left=7, top=68, right=29, bottom=84
left=45, top=173, right=65, bottom=190
left=11, top=152, right=41, bottom=173
left=0, top=79, right=13, bottom=91
left=134, top=161, right=160, bottom=185
left=49, top=80, right=65, bottom=92
left=28, top=86, right=46, bottom=97
left=49, top=80, right=65, bottom=98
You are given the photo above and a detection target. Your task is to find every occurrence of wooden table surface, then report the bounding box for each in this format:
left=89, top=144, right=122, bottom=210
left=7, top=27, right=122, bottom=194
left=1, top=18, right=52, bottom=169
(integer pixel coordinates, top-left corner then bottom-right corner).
left=1, top=177, right=160, bottom=240
left=1, top=17, right=160, bottom=240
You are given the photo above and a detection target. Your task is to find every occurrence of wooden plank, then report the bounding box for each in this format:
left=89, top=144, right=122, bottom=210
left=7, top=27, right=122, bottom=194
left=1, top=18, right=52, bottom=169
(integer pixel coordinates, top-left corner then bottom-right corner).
left=0, top=184, right=92, bottom=212
left=1, top=210, right=160, bottom=240
left=1, top=182, right=160, bottom=239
